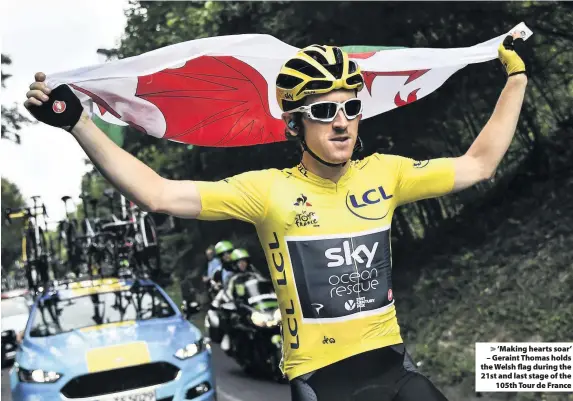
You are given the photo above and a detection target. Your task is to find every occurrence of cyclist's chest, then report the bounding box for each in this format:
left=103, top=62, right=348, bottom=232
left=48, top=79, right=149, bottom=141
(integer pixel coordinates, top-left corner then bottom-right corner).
left=264, top=176, right=397, bottom=234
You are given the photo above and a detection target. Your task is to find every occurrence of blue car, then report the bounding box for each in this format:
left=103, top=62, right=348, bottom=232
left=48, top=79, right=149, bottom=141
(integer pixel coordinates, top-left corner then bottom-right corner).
left=10, top=277, right=216, bottom=401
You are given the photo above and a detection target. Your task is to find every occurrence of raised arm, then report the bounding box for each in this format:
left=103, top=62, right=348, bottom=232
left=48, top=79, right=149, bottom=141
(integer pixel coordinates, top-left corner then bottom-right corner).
left=25, top=73, right=201, bottom=218
left=72, top=117, right=202, bottom=218
left=452, top=33, right=528, bottom=192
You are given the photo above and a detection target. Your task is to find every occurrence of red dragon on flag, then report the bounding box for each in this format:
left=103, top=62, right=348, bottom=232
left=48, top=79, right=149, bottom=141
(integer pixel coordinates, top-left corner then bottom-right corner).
left=74, top=54, right=430, bottom=146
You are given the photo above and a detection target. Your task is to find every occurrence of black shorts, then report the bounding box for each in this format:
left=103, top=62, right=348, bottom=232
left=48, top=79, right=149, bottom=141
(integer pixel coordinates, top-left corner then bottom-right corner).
left=290, top=344, right=449, bottom=401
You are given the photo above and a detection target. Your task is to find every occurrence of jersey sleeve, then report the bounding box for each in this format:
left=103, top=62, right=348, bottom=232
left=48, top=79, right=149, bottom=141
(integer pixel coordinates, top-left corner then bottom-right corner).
left=194, top=169, right=272, bottom=225
left=378, top=154, right=455, bottom=206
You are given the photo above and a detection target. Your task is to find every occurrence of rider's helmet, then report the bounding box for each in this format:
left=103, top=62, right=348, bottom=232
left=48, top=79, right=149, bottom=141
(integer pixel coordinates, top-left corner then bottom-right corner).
left=275, top=45, right=365, bottom=167
left=230, top=248, right=250, bottom=262
left=230, top=248, right=251, bottom=272
left=276, top=44, right=364, bottom=112
left=214, top=240, right=234, bottom=256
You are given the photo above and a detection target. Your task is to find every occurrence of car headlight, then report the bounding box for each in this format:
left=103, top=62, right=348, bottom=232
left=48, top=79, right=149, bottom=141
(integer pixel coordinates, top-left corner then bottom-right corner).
left=251, top=310, right=281, bottom=327
left=174, top=338, right=210, bottom=360
left=15, top=363, right=62, bottom=383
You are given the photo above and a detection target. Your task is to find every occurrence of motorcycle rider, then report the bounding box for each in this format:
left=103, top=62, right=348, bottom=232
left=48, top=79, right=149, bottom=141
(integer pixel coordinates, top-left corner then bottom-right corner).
left=228, top=248, right=259, bottom=280
left=201, top=245, right=217, bottom=297
left=211, top=247, right=258, bottom=351
left=206, top=241, right=237, bottom=346
left=202, top=245, right=216, bottom=281
left=211, top=240, right=235, bottom=290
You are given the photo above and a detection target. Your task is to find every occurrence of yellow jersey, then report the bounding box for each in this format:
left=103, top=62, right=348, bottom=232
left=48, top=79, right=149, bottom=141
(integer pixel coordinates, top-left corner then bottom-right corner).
left=196, top=153, right=455, bottom=380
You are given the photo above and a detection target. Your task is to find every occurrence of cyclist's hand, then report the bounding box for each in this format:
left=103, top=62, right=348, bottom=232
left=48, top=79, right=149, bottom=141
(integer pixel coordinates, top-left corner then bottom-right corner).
left=498, top=32, right=526, bottom=77
left=24, top=72, right=85, bottom=131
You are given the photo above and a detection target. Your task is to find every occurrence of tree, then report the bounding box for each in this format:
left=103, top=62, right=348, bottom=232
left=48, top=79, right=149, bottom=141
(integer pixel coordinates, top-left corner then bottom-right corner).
left=1, top=178, right=26, bottom=272
left=1, top=54, right=34, bottom=144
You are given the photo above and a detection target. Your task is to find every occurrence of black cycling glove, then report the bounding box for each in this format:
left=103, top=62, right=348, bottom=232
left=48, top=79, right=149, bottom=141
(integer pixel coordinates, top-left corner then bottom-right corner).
left=29, top=84, right=84, bottom=131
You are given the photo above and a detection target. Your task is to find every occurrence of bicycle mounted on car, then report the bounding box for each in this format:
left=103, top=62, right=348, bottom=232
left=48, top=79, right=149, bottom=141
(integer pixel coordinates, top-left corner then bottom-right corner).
left=4, top=196, right=56, bottom=295
left=55, top=190, right=162, bottom=281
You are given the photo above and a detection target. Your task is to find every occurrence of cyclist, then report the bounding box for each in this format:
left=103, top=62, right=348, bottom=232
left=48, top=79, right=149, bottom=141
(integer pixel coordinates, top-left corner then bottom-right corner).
left=24, top=33, right=527, bottom=400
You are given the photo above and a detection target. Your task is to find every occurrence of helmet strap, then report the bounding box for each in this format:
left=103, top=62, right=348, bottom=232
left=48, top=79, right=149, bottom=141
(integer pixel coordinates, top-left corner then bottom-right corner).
left=301, top=139, right=346, bottom=167
left=299, top=136, right=363, bottom=168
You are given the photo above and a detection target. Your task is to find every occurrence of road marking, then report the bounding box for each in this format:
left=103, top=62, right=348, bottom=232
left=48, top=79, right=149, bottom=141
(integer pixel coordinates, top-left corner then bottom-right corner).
left=217, top=387, right=244, bottom=401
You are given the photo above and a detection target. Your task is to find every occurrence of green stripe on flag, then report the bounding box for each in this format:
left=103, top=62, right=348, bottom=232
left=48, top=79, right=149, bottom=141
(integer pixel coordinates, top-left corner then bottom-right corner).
left=92, top=114, right=125, bottom=147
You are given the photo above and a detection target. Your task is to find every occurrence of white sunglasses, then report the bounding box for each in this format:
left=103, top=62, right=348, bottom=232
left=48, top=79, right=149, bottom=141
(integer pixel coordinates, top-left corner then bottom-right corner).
left=289, top=98, right=363, bottom=123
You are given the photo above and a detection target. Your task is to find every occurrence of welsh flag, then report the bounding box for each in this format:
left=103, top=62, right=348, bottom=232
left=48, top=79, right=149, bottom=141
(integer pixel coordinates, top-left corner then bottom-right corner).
left=45, top=23, right=532, bottom=148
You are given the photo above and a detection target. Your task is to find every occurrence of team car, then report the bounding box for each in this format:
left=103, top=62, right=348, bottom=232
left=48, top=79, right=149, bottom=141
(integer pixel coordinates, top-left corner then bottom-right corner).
left=10, top=277, right=216, bottom=401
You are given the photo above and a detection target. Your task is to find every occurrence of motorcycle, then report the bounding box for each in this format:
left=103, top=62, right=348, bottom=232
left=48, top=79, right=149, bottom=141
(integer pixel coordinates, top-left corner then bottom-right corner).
left=204, top=276, right=227, bottom=344
left=206, top=274, right=285, bottom=382
left=206, top=278, right=223, bottom=302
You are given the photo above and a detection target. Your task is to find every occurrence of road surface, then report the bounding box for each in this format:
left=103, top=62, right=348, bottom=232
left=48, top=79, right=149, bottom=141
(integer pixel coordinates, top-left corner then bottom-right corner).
left=211, top=345, right=290, bottom=401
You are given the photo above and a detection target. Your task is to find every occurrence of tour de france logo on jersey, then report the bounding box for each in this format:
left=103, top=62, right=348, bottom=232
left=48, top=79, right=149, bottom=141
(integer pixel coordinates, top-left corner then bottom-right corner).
left=293, top=194, right=320, bottom=228
left=285, top=226, right=394, bottom=323
left=345, top=185, right=393, bottom=220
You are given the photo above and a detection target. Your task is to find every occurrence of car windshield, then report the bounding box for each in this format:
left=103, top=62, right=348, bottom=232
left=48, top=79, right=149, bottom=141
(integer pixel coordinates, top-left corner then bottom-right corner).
left=29, top=284, right=175, bottom=337
left=1, top=297, right=29, bottom=318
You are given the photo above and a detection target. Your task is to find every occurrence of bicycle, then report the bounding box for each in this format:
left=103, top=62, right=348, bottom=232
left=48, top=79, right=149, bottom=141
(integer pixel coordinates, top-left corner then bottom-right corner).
left=123, top=193, right=161, bottom=276
left=99, top=188, right=161, bottom=279
left=4, top=196, right=55, bottom=294
left=56, top=196, right=83, bottom=278
left=54, top=189, right=162, bottom=281
left=78, top=192, right=117, bottom=278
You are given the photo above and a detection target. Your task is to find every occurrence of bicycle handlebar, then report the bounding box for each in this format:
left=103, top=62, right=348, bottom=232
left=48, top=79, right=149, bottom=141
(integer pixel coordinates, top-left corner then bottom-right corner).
left=3, top=206, right=49, bottom=223
left=4, top=208, right=29, bottom=224
left=61, top=196, right=73, bottom=219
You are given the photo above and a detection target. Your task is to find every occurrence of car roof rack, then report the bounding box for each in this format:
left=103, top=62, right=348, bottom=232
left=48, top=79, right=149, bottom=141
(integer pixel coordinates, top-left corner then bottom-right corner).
left=38, top=269, right=153, bottom=297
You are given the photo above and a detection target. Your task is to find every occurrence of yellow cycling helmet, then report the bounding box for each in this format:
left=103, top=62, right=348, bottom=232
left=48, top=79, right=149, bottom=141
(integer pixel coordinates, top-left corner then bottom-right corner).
left=276, top=45, right=365, bottom=112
